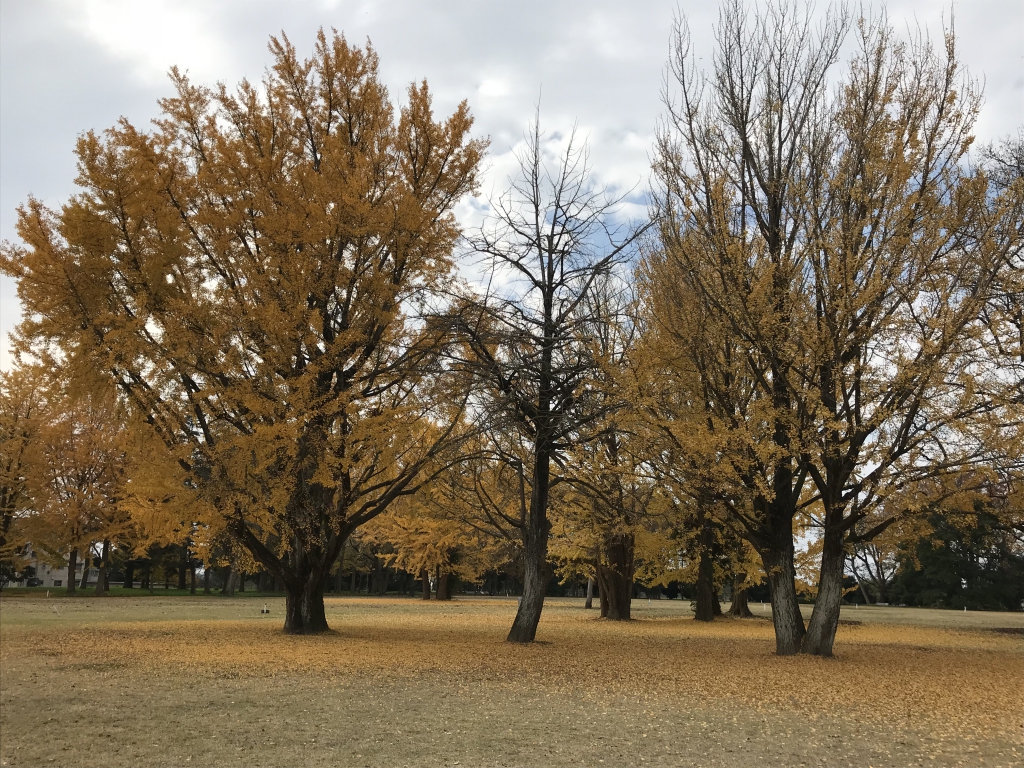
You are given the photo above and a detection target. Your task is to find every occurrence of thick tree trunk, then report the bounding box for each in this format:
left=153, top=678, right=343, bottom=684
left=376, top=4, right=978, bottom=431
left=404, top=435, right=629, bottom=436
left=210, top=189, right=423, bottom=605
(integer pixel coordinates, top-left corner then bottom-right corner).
left=203, top=566, right=211, bottom=594
left=436, top=570, right=453, bottom=601
left=596, top=533, right=634, bottom=621
left=66, top=548, right=78, bottom=595
left=123, top=561, right=134, bottom=589
left=712, top=592, right=722, bottom=616
left=584, top=577, right=595, bottom=609
left=802, top=526, right=845, bottom=656
left=420, top=568, right=431, bottom=600
left=728, top=579, right=753, bottom=617
left=189, top=564, right=197, bottom=595
left=221, top=565, right=235, bottom=596
left=694, top=518, right=716, bottom=622
left=237, top=572, right=246, bottom=592
left=762, top=541, right=805, bottom=655
left=94, top=539, right=110, bottom=596
left=283, top=574, right=330, bottom=634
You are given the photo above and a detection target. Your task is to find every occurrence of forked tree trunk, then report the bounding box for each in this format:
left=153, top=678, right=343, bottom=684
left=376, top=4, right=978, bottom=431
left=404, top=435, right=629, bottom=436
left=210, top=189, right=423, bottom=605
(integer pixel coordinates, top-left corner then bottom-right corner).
left=420, top=568, right=431, bottom=600
left=94, top=539, right=110, bottom=596
left=802, top=525, right=844, bottom=656
left=728, top=578, right=753, bottom=617
left=596, top=533, right=634, bottom=621
left=584, top=577, right=595, bottom=609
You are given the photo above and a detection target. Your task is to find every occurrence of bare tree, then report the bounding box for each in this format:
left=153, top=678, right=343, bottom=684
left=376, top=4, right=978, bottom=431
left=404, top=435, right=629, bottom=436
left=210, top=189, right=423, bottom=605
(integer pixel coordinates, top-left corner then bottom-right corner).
left=455, top=118, right=648, bottom=642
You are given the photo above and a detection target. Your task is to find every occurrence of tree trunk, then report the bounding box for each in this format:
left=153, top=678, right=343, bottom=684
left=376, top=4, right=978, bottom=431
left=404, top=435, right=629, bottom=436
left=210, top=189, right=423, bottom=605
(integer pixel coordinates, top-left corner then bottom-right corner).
left=802, top=525, right=845, bottom=656
left=237, top=572, right=246, bottom=592
left=420, top=567, right=431, bottom=600
left=221, top=565, right=235, bottom=596
left=694, top=517, right=716, bottom=622
left=177, top=546, right=187, bottom=591
left=123, top=561, right=134, bottom=589
left=596, top=533, right=634, bottom=621
left=334, top=548, right=346, bottom=594
left=189, top=563, right=197, bottom=595
left=506, top=442, right=554, bottom=643
left=728, top=578, right=753, bottom=617
left=712, top=592, right=722, bottom=616
left=584, top=576, right=595, bottom=609
left=94, top=539, right=110, bottom=596
left=283, top=574, right=330, bottom=634
left=66, top=548, right=78, bottom=595
left=80, top=551, right=91, bottom=589
left=762, top=538, right=805, bottom=655
left=258, top=570, right=272, bottom=593
left=436, top=570, right=453, bottom=601
left=203, top=566, right=211, bottom=594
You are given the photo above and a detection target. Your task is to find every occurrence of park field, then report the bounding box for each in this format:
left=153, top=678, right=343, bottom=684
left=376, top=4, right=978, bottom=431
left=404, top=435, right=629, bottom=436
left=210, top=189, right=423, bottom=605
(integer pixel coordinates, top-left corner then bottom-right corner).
left=1, top=595, right=1021, bottom=767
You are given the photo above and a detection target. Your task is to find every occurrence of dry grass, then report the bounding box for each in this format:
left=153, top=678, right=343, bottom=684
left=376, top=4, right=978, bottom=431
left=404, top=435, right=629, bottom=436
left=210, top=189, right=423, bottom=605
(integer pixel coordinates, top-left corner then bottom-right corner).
left=1, top=595, right=1022, bottom=767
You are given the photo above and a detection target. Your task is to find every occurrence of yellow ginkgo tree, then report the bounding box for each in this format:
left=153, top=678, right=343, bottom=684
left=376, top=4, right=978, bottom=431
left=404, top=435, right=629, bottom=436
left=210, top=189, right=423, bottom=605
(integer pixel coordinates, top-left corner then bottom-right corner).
left=1, top=31, right=485, bottom=632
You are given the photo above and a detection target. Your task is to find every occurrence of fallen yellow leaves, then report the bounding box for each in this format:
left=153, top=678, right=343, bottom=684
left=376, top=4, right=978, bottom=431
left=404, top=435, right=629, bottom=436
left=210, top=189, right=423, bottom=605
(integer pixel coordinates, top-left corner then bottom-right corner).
left=2, top=595, right=1020, bottom=742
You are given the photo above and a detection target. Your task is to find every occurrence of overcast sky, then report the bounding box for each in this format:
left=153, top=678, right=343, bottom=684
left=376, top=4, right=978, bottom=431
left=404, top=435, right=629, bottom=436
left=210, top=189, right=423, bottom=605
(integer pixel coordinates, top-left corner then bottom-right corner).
left=2, top=0, right=1022, bottom=370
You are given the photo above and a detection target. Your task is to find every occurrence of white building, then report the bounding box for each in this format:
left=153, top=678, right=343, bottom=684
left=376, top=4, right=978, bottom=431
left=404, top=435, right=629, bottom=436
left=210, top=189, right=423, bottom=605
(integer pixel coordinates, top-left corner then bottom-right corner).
left=11, top=549, right=98, bottom=588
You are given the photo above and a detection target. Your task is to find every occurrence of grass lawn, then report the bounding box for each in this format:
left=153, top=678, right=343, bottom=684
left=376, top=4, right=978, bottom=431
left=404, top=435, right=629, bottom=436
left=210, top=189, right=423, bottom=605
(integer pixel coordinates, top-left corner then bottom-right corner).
left=1, top=594, right=1021, bottom=767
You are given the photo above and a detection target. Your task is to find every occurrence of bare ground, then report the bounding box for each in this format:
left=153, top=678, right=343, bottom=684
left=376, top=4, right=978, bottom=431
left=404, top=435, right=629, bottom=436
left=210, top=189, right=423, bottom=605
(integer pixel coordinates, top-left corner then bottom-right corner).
left=1, top=595, right=1021, bottom=767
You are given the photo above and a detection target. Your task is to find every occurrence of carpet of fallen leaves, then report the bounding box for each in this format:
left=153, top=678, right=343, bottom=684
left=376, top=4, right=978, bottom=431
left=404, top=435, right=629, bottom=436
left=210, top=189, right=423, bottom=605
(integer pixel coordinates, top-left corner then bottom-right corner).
left=1, top=595, right=1021, bottom=768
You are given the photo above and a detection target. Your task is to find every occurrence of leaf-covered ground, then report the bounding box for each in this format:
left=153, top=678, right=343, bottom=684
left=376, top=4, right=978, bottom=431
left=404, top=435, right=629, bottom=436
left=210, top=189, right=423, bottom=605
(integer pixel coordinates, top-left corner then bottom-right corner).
left=1, top=595, right=1021, bottom=767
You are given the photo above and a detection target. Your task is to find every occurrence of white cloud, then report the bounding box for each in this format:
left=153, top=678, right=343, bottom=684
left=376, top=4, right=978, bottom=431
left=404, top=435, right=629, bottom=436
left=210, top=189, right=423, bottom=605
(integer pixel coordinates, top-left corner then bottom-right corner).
left=2, top=0, right=1021, bottom=370
left=58, top=0, right=235, bottom=86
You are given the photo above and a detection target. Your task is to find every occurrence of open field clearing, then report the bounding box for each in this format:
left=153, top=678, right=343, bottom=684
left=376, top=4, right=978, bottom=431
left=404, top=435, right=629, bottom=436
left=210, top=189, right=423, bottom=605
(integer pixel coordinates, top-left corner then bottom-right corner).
left=1, top=595, right=1022, bottom=767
